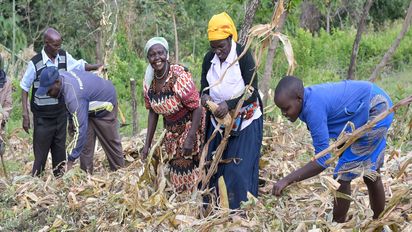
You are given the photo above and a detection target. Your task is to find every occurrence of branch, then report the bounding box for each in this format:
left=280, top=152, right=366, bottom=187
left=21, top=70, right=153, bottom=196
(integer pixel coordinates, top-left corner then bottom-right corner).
left=369, top=0, right=412, bottom=82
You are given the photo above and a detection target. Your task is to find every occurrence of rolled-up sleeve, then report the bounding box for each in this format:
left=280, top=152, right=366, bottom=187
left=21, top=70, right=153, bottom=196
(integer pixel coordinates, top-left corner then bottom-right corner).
left=20, top=61, right=36, bottom=92
left=66, top=52, right=86, bottom=71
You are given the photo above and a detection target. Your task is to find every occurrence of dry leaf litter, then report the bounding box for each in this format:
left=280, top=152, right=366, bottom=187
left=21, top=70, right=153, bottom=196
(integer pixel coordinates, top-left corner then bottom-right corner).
left=0, top=115, right=410, bottom=232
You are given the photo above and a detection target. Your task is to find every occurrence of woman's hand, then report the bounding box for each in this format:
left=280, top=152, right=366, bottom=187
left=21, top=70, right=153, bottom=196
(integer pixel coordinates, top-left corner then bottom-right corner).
left=272, top=178, right=290, bottom=196
left=201, top=94, right=212, bottom=108
left=215, top=101, right=229, bottom=119
left=183, top=133, right=195, bottom=156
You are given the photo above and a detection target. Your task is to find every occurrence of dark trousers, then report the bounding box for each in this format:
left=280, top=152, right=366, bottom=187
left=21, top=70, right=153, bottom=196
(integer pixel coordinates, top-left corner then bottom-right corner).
left=31, top=112, right=67, bottom=177
left=79, top=107, right=124, bottom=174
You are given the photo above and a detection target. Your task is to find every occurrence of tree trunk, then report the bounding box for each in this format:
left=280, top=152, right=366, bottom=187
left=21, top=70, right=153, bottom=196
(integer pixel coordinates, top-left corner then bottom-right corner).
left=260, top=11, right=288, bottom=106
left=172, top=12, right=179, bottom=63
left=369, top=0, right=412, bottom=82
left=300, top=0, right=321, bottom=35
left=95, top=30, right=103, bottom=63
left=238, top=0, right=261, bottom=46
left=12, top=0, right=16, bottom=65
left=347, top=0, right=373, bottom=80
left=326, top=3, right=331, bottom=34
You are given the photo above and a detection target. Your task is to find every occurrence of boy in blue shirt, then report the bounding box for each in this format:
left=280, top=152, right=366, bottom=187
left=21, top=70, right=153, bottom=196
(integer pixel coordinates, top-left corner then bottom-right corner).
left=272, top=76, right=394, bottom=222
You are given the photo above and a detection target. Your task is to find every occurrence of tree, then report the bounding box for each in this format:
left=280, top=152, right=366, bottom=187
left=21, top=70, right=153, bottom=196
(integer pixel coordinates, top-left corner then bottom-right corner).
left=313, top=0, right=342, bottom=34
left=239, top=0, right=261, bottom=46
left=347, top=0, right=373, bottom=80
left=261, top=10, right=288, bottom=106
left=369, top=0, right=412, bottom=82
left=300, top=0, right=322, bottom=35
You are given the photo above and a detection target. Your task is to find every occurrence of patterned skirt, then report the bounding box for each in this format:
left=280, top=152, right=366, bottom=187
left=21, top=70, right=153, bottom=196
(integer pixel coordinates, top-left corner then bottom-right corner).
left=334, top=84, right=394, bottom=181
left=164, top=112, right=205, bottom=192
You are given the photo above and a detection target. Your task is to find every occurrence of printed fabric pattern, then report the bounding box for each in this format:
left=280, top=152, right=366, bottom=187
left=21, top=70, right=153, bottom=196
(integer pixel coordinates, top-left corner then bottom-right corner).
left=144, top=64, right=205, bottom=192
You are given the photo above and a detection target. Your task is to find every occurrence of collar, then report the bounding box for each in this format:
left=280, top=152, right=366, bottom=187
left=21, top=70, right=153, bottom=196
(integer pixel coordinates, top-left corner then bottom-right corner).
left=41, top=48, right=60, bottom=65
left=298, top=87, right=309, bottom=121
left=211, top=39, right=238, bottom=65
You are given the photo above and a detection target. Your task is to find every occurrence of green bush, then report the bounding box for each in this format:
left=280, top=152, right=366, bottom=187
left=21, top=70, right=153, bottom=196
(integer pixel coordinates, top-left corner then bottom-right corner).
left=267, top=20, right=412, bottom=88
left=107, top=29, right=147, bottom=134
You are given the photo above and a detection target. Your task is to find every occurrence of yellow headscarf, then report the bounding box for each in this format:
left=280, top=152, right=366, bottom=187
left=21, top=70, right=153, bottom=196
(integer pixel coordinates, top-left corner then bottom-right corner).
left=207, top=12, right=238, bottom=42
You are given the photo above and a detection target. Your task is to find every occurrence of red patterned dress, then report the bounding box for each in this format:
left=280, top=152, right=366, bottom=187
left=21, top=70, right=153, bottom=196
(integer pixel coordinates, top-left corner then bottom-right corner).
left=144, top=64, right=205, bottom=191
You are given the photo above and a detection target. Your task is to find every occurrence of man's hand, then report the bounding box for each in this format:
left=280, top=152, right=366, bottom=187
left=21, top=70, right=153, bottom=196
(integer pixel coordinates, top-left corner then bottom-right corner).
left=201, top=94, right=212, bottom=108
left=183, top=133, right=195, bottom=156
left=215, top=101, right=229, bottom=119
left=272, top=178, right=290, bottom=196
left=66, top=160, right=74, bottom=172
left=22, top=114, right=30, bottom=133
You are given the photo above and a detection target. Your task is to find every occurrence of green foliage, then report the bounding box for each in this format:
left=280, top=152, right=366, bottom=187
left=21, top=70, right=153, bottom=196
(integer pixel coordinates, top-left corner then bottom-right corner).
left=369, top=0, right=410, bottom=28
left=108, top=28, right=147, bottom=133
left=0, top=15, right=27, bottom=52
left=1, top=0, right=412, bottom=138
left=267, top=20, right=412, bottom=88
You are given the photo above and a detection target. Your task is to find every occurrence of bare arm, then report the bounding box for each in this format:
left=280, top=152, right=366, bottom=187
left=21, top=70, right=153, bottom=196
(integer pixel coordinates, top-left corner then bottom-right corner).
left=85, top=63, right=103, bottom=71
left=272, top=160, right=325, bottom=196
left=21, top=90, right=30, bottom=133
left=142, top=109, right=159, bottom=158
left=1, top=80, right=12, bottom=121
left=188, top=107, right=202, bottom=136
left=183, top=106, right=202, bottom=155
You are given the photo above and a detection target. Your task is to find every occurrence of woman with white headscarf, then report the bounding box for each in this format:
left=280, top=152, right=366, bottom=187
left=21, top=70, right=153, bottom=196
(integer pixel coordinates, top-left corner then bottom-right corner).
left=141, top=37, right=205, bottom=192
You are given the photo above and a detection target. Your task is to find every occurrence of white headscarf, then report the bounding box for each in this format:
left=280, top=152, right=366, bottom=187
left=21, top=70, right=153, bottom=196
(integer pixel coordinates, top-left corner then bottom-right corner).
left=144, top=37, right=169, bottom=90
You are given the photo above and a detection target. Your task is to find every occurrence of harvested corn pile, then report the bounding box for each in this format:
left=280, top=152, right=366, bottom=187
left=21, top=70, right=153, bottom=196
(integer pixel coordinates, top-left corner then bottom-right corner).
left=0, top=116, right=411, bottom=231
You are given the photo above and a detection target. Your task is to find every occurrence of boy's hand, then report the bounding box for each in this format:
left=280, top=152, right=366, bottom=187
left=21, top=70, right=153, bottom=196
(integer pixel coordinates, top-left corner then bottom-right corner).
left=272, top=178, right=290, bottom=196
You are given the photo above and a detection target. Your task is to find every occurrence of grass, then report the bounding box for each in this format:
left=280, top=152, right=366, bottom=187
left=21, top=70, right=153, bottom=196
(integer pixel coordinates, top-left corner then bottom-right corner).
left=376, top=70, right=412, bottom=102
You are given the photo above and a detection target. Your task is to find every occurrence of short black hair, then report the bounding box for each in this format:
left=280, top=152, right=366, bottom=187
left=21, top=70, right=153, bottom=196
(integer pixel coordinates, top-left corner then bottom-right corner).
left=274, top=76, right=304, bottom=99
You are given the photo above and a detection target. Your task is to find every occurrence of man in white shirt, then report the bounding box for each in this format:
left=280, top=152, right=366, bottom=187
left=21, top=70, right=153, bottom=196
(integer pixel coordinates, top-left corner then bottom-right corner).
left=20, top=27, right=102, bottom=177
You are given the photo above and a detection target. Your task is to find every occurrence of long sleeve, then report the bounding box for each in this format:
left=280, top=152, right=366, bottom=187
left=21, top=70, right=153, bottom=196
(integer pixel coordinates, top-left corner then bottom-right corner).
left=200, top=51, right=215, bottom=95
left=65, top=85, right=89, bottom=161
left=304, top=106, right=331, bottom=168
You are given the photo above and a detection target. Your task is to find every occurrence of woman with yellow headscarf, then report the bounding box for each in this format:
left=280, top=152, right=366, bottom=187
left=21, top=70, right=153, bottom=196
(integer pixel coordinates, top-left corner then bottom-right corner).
left=200, top=12, right=263, bottom=209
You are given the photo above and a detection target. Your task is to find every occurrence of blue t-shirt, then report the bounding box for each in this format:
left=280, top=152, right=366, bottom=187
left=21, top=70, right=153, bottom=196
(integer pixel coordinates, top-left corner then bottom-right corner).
left=298, top=80, right=373, bottom=167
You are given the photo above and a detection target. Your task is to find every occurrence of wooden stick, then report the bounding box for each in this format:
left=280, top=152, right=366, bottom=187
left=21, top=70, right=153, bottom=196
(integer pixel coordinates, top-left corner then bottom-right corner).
left=312, top=95, right=412, bottom=163
left=130, top=78, right=138, bottom=136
